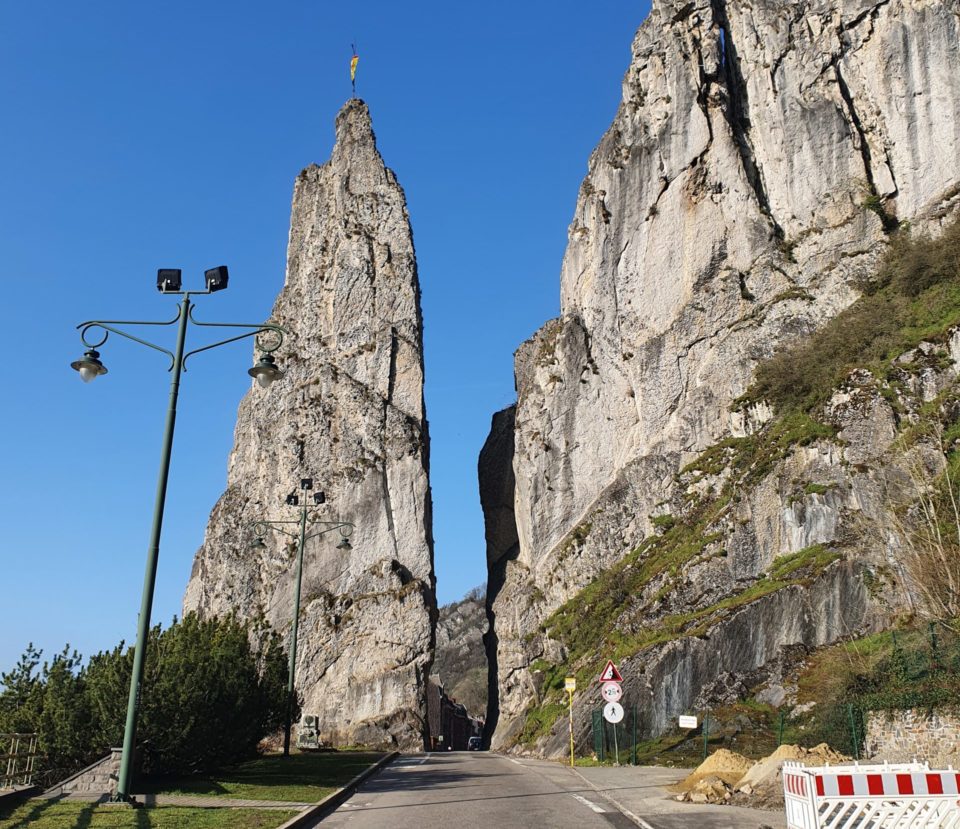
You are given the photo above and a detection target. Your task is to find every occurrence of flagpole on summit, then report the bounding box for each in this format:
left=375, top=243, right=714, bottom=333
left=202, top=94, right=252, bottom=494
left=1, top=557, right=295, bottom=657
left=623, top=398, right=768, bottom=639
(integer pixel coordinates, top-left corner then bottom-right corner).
left=350, top=44, right=359, bottom=97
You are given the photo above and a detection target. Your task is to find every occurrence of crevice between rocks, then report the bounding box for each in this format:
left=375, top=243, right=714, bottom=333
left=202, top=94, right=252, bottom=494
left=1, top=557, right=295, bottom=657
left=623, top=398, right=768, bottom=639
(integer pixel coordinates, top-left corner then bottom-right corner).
left=711, top=0, right=787, bottom=244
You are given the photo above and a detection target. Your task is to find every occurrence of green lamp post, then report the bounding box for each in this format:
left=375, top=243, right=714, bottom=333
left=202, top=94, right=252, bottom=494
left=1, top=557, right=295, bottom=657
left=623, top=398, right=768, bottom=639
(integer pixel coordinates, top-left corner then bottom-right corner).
left=249, top=477, right=354, bottom=756
left=70, top=267, right=287, bottom=803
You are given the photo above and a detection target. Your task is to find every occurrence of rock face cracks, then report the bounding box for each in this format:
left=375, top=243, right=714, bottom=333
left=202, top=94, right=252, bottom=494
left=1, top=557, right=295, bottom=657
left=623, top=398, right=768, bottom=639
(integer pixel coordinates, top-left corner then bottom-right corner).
left=184, top=100, right=435, bottom=751
left=481, top=0, right=960, bottom=752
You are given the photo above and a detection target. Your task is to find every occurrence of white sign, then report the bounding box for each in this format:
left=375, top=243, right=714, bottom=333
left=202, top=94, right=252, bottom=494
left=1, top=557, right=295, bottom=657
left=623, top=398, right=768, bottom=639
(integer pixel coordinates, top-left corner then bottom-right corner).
left=603, top=701, right=624, bottom=724
left=678, top=715, right=698, bottom=729
left=565, top=677, right=577, bottom=692
left=601, top=682, right=623, bottom=703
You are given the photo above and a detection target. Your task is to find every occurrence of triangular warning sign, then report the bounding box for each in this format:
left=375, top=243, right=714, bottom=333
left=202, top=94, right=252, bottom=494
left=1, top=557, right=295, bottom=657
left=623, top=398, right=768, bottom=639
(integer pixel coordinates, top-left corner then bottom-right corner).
left=597, top=659, right=623, bottom=683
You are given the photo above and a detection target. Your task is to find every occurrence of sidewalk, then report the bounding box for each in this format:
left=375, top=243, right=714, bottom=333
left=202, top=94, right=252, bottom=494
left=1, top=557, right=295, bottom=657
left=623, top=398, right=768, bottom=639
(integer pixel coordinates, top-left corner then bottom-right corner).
left=573, top=764, right=786, bottom=829
left=37, top=790, right=309, bottom=809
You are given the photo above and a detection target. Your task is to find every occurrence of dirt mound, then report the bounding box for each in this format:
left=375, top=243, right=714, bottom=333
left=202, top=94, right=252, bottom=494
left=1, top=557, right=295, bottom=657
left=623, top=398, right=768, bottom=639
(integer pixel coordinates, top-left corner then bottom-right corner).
left=734, top=744, right=850, bottom=810
left=673, top=748, right=754, bottom=791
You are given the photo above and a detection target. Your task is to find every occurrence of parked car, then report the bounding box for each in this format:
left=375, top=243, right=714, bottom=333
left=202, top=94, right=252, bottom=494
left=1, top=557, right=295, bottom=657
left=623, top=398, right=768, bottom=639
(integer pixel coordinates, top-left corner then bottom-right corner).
left=467, top=736, right=482, bottom=751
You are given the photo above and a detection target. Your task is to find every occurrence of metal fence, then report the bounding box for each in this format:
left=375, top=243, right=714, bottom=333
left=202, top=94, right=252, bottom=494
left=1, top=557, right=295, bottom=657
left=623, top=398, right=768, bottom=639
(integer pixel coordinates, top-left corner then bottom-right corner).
left=588, top=625, right=960, bottom=767
left=1, top=733, right=40, bottom=789
left=591, top=704, right=641, bottom=765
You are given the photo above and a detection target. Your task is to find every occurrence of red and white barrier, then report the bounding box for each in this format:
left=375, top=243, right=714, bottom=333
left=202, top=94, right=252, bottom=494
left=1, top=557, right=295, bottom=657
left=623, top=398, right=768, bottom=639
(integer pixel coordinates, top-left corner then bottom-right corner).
left=783, top=761, right=960, bottom=828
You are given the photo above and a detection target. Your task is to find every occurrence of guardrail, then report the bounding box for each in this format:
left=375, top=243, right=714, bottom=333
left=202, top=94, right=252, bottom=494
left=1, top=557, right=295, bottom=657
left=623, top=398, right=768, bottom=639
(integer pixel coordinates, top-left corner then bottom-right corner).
left=783, top=760, right=960, bottom=828
left=1, top=733, right=40, bottom=788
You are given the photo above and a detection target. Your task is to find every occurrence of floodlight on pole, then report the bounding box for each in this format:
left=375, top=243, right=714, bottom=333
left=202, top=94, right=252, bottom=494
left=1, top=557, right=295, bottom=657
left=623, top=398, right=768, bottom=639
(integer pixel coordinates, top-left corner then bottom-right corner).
left=71, top=268, right=286, bottom=803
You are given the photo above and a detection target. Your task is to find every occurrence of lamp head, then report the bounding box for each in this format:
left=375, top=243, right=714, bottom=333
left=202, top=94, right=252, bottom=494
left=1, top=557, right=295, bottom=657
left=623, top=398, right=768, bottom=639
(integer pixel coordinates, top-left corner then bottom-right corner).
left=70, top=349, right=108, bottom=383
left=250, top=536, right=267, bottom=550
left=205, top=266, right=229, bottom=293
left=313, top=491, right=326, bottom=505
left=286, top=492, right=299, bottom=506
left=248, top=354, right=282, bottom=388
left=300, top=478, right=313, bottom=491
left=336, top=536, right=352, bottom=552
left=157, top=269, right=182, bottom=293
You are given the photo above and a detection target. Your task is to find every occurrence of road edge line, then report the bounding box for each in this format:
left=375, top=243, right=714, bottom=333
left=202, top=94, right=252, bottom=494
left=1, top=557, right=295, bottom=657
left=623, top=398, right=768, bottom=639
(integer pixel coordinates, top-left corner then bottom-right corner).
left=274, top=750, right=400, bottom=829
left=570, top=767, right=656, bottom=829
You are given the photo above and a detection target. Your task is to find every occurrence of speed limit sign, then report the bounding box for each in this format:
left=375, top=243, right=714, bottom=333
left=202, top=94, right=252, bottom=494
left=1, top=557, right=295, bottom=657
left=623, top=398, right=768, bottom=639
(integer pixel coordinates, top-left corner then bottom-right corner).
left=601, top=682, right=623, bottom=703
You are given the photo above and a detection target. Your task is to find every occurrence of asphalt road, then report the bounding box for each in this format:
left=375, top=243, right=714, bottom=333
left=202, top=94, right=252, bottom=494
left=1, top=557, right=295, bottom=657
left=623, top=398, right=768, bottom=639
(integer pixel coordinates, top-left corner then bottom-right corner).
left=320, top=752, right=638, bottom=829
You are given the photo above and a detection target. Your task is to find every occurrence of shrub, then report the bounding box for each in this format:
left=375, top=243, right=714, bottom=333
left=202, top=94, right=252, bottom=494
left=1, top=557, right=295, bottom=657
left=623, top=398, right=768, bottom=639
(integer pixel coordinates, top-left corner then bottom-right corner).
left=0, top=614, right=291, bottom=781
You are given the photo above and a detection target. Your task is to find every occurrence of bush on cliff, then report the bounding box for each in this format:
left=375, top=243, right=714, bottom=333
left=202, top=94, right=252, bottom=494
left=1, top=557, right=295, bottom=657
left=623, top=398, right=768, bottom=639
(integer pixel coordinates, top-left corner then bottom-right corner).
left=750, top=216, right=960, bottom=413
left=0, top=613, right=290, bottom=781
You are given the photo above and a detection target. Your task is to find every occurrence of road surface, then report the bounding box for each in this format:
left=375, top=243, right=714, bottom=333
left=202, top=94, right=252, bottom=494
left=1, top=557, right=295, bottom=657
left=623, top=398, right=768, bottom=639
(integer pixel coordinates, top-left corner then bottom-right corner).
left=321, top=752, right=782, bottom=829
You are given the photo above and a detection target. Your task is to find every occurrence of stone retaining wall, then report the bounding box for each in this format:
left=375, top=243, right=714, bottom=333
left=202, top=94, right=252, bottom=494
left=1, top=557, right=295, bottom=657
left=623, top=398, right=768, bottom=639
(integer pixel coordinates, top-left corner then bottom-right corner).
left=865, top=709, right=960, bottom=767
left=44, top=749, right=121, bottom=797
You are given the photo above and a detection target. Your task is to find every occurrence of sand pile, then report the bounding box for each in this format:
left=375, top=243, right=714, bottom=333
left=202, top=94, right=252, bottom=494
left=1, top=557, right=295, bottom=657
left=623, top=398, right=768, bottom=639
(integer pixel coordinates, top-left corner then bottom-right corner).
left=734, top=743, right=848, bottom=809
left=673, top=744, right=849, bottom=807
left=671, top=748, right=754, bottom=801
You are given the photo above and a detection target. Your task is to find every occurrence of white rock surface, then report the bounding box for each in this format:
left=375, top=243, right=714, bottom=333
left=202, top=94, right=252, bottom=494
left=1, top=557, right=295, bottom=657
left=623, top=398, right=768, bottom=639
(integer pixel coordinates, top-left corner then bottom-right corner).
left=184, top=99, right=435, bottom=751
left=483, top=0, right=960, bottom=750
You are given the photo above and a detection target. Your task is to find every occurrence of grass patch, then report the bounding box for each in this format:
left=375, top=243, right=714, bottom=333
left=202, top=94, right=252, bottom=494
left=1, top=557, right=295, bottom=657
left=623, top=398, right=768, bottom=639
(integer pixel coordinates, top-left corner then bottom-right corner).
left=746, top=216, right=960, bottom=414
left=138, top=750, right=383, bottom=803
left=0, top=802, right=294, bottom=829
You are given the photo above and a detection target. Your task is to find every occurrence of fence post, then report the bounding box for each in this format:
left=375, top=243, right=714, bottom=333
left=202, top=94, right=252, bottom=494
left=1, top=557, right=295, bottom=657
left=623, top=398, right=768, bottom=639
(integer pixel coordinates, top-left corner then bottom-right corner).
left=930, top=621, right=940, bottom=671
left=847, top=704, right=860, bottom=760
left=702, top=713, right=710, bottom=761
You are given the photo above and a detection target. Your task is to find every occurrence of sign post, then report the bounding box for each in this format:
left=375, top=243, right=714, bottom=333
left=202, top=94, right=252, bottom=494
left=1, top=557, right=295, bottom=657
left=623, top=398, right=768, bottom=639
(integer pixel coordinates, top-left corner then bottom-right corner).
left=598, top=659, right=625, bottom=767
left=565, top=676, right=576, bottom=768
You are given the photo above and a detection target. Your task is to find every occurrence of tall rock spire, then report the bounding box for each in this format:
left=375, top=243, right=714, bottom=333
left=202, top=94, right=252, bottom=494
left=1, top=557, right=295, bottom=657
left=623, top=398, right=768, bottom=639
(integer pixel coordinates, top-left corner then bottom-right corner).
left=184, top=99, right=435, bottom=750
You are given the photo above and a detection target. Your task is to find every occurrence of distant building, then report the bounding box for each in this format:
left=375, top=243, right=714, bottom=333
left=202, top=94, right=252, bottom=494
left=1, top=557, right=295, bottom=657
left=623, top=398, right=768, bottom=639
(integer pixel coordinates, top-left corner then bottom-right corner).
left=426, top=675, right=483, bottom=750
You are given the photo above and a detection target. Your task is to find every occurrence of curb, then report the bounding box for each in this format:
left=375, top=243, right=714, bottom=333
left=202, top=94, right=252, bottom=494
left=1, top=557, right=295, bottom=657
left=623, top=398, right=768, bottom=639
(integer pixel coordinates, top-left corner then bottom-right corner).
left=274, top=751, right=400, bottom=829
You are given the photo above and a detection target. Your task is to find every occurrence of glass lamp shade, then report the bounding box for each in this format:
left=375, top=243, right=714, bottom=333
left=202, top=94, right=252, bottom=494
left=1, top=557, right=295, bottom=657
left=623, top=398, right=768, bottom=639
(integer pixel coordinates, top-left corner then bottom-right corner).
left=70, top=350, right=108, bottom=383
left=336, top=537, right=352, bottom=551
left=248, top=354, right=282, bottom=388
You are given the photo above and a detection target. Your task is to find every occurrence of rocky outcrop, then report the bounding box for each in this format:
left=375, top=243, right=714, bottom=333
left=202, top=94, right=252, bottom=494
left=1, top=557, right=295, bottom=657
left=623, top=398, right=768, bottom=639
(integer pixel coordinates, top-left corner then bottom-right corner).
left=483, top=0, right=960, bottom=752
left=184, top=99, right=435, bottom=751
left=433, top=593, right=487, bottom=718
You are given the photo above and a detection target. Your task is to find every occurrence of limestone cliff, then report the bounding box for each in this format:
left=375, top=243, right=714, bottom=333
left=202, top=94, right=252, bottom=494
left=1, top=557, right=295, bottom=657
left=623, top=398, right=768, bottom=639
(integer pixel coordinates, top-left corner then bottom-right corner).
left=184, top=99, right=435, bottom=751
left=482, top=0, right=960, bottom=753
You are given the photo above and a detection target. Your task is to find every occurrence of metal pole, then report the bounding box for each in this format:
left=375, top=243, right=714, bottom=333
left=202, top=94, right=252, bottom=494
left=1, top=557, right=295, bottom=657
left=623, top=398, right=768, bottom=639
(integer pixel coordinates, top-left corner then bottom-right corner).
left=283, top=502, right=309, bottom=757
left=115, top=297, right=191, bottom=801
left=568, top=689, right=574, bottom=768
left=702, top=713, right=709, bottom=761
left=778, top=710, right=785, bottom=747
left=613, top=718, right=620, bottom=766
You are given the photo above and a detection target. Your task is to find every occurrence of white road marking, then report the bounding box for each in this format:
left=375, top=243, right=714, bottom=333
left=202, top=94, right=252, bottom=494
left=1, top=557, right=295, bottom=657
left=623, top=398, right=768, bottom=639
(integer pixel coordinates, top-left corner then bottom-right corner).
left=571, top=793, right=608, bottom=814
left=632, top=816, right=656, bottom=829
left=508, top=758, right=524, bottom=766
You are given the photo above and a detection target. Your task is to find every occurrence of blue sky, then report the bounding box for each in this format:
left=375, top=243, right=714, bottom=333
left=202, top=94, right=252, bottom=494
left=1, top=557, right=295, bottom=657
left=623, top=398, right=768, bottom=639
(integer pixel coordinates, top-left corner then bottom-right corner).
left=0, top=1, right=651, bottom=671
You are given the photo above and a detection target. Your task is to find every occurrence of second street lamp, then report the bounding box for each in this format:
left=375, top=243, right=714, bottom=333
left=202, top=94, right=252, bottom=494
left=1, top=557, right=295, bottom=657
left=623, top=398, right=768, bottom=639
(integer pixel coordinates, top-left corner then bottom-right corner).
left=71, top=267, right=287, bottom=803
left=249, top=477, right=355, bottom=757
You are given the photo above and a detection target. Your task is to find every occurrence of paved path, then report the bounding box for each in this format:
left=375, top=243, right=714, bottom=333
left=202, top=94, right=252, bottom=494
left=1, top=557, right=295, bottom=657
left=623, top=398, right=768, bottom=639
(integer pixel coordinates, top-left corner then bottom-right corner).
left=320, top=753, right=786, bottom=829
left=574, top=764, right=786, bottom=829
left=37, top=790, right=309, bottom=809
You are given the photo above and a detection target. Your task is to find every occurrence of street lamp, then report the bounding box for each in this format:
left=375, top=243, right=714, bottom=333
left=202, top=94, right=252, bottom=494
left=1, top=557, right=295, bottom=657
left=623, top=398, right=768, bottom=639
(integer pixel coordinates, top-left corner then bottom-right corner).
left=249, top=477, right=355, bottom=757
left=70, top=267, right=286, bottom=803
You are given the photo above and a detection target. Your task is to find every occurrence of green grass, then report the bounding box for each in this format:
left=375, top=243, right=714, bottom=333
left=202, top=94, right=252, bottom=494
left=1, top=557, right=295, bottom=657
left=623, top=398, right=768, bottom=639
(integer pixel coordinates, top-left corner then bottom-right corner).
left=746, top=216, right=960, bottom=415
left=0, top=801, right=294, bottom=829
left=138, top=750, right=383, bottom=803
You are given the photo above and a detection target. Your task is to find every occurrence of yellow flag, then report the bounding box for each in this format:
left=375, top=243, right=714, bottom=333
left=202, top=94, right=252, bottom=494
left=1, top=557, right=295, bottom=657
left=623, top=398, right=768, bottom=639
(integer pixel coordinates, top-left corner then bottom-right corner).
left=350, top=54, right=359, bottom=83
